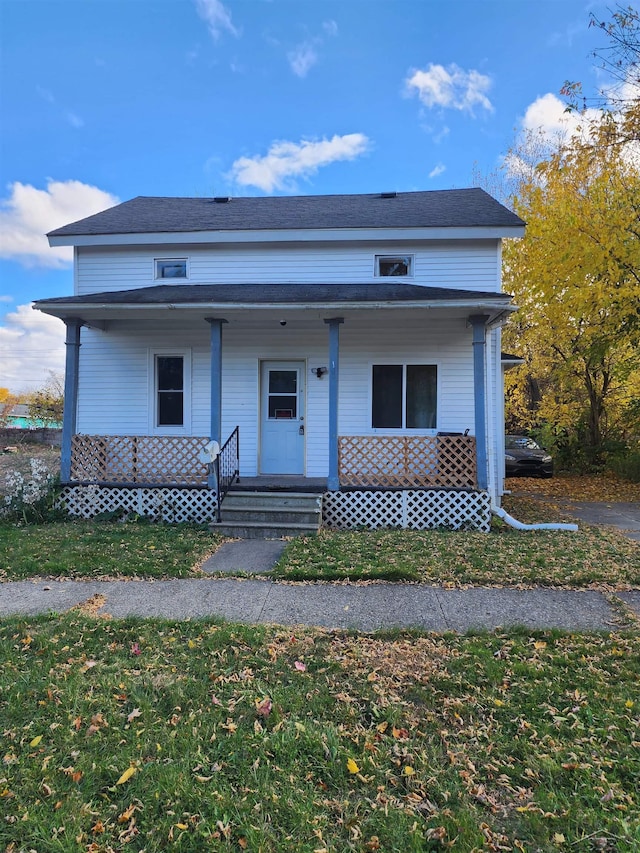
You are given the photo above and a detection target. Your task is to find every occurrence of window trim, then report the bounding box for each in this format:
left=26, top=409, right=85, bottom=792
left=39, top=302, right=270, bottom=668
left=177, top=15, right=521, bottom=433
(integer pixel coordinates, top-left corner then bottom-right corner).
left=148, top=348, right=191, bottom=435
left=374, top=254, right=414, bottom=278
left=154, top=257, right=189, bottom=280
left=370, top=361, right=438, bottom=432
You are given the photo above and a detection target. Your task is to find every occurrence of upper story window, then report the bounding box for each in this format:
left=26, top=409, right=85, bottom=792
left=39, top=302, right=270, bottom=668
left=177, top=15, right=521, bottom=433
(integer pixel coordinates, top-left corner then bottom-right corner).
left=155, top=258, right=188, bottom=279
left=375, top=255, right=413, bottom=277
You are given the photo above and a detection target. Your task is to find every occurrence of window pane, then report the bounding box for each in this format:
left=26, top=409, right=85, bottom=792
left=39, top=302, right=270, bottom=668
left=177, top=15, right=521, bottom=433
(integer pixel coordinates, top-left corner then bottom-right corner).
left=268, top=396, right=297, bottom=419
left=269, top=370, right=297, bottom=394
left=157, top=260, right=186, bottom=278
left=406, top=365, right=437, bottom=428
left=157, top=357, right=183, bottom=391
left=158, top=392, right=183, bottom=425
left=378, top=256, right=411, bottom=276
left=372, top=365, right=402, bottom=428
left=157, top=356, right=184, bottom=426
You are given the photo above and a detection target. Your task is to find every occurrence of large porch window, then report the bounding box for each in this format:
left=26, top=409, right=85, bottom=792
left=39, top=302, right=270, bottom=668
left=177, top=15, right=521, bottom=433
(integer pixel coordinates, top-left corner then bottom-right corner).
left=372, top=364, right=437, bottom=429
left=151, top=350, right=191, bottom=433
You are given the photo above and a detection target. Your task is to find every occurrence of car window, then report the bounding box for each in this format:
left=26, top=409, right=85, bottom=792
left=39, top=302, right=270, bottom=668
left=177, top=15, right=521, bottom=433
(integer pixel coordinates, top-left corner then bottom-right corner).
left=505, top=436, right=541, bottom=450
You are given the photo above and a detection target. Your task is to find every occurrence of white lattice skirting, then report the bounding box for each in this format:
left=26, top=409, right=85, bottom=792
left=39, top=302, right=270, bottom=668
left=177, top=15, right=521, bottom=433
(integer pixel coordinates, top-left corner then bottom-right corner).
left=59, top=485, right=219, bottom=525
left=322, top=489, right=491, bottom=532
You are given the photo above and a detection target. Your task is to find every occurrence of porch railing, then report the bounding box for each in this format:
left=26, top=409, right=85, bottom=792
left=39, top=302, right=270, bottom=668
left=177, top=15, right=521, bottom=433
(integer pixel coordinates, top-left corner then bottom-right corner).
left=338, top=434, right=477, bottom=489
left=70, top=435, right=210, bottom=486
left=215, top=426, right=240, bottom=522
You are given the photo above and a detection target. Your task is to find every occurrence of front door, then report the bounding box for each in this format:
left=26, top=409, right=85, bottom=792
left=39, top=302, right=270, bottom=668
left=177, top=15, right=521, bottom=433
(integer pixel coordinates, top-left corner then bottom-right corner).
left=260, top=361, right=305, bottom=474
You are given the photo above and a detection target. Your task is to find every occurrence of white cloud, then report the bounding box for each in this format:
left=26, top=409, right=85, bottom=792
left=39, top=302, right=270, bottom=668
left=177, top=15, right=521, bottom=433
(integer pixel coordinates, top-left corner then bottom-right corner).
left=195, top=0, right=238, bottom=40
left=428, top=163, right=446, bottom=178
left=0, top=304, right=65, bottom=394
left=323, top=20, right=338, bottom=37
left=406, top=63, right=493, bottom=114
left=288, top=42, right=318, bottom=78
left=0, top=179, right=119, bottom=269
left=228, top=133, right=370, bottom=192
left=66, top=111, right=84, bottom=128
left=519, top=92, right=596, bottom=141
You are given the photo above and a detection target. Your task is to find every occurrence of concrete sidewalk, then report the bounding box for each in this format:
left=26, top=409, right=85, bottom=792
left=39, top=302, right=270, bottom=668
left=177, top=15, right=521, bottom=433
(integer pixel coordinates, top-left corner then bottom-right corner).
left=1, top=576, right=638, bottom=632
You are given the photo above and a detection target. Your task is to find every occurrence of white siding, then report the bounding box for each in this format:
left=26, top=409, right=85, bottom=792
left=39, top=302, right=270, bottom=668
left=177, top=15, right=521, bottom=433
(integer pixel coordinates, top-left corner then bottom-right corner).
left=76, top=312, right=477, bottom=478
left=75, top=241, right=500, bottom=296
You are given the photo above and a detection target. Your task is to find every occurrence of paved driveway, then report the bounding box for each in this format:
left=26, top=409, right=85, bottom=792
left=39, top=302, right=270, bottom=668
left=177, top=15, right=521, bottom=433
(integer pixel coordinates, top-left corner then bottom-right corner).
left=551, top=500, right=640, bottom=541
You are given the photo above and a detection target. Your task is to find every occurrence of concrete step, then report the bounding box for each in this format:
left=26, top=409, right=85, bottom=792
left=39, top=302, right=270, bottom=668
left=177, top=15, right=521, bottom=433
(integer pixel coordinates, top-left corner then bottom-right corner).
left=210, top=520, right=320, bottom=540
left=224, top=491, right=322, bottom=510
left=220, top=505, right=321, bottom=525
left=211, top=490, right=323, bottom=539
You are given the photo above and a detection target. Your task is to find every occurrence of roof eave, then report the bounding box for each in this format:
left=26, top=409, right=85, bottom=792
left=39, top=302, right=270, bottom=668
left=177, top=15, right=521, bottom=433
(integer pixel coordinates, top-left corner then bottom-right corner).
left=47, top=224, right=526, bottom=248
left=34, top=297, right=515, bottom=322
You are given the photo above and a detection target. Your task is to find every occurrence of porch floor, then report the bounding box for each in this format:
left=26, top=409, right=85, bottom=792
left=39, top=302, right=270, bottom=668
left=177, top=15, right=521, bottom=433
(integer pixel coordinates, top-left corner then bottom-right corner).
left=230, top=476, right=327, bottom=493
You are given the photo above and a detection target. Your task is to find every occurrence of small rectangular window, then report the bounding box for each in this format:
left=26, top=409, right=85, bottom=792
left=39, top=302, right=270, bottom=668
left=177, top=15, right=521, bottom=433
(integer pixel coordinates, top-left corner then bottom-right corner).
left=155, top=258, right=187, bottom=279
left=372, top=364, right=437, bottom=429
left=375, top=255, right=413, bottom=277
left=156, top=356, right=184, bottom=426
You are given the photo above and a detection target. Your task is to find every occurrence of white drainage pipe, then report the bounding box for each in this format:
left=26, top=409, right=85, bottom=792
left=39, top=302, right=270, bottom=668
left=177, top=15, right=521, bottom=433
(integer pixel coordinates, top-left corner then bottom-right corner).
left=491, top=502, right=578, bottom=532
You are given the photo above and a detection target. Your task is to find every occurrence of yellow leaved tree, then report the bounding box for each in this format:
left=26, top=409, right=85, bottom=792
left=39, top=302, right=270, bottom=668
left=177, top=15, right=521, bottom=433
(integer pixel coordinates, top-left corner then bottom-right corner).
left=502, top=103, right=640, bottom=465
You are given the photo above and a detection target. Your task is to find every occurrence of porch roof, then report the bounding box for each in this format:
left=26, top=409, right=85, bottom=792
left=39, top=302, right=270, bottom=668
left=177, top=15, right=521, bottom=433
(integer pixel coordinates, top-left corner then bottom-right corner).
left=34, top=283, right=515, bottom=321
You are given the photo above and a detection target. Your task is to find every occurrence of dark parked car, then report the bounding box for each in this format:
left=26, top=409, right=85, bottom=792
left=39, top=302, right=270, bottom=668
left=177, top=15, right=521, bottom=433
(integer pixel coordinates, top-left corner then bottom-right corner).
left=505, top=435, right=553, bottom=478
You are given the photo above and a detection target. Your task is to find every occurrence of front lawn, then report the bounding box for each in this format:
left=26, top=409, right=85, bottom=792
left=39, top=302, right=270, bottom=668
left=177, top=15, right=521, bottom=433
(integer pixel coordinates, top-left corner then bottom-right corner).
left=0, top=519, right=218, bottom=581
left=273, top=496, right=640, bottom=588
left=1, top=492, right=638, bottom=587
left=1, top=615, right=638, bottom=851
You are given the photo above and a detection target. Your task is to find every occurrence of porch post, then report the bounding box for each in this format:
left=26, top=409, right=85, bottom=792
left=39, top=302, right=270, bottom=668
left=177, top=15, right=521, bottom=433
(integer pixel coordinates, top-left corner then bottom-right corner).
left=469, top=314, right=490, bottom=491
left=60, top=317, right=82, bottom=483
left=205, top=318, right=227, bottom=446
left=324, top=317, right=344, bottom=491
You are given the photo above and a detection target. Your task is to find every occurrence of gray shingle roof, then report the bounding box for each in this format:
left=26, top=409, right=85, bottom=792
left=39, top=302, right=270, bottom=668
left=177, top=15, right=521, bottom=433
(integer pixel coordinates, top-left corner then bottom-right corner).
left=34, top=283, right=513, bottom=307
left=47, top=189, right=524, bottom=237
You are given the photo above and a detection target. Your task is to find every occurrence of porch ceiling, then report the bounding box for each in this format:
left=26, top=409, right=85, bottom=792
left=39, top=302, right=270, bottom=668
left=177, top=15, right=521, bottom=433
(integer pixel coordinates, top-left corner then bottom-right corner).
left=34, top=282, right=515, bottom=324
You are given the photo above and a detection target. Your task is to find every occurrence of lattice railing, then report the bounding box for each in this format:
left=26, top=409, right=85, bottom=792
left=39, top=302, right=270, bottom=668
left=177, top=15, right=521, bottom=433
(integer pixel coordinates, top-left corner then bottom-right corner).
left=338, top=435, right=476, bottom=488
left=70, top=435, right=210, bottom=485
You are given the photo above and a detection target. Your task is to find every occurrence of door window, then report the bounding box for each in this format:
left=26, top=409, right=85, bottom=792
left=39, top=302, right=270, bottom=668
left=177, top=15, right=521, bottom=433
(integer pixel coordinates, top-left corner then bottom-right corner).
left=267, top=370, right=297, bottom=419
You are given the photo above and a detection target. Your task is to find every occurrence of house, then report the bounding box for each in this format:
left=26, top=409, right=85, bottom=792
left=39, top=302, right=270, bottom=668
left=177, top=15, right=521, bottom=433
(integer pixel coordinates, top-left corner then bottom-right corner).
left=35, top=189, right=525, bottom=532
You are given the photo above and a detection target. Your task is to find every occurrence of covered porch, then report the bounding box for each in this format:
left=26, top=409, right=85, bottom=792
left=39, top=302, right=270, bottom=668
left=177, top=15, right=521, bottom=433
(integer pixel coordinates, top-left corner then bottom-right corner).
left=37, top=282, right=510, bottom=531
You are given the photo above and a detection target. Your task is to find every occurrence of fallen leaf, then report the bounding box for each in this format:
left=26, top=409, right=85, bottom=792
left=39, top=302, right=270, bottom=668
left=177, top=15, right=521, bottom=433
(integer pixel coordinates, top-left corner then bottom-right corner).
left=347, top=758, right=360, bottom=774
left=294, top=661, right=307, bottom=672
left=127, top=708, right=142, bottom=723
left=255, top=697, right=272, bottom=718
left=116, top=766, right=137, bottom=785
left=29, top=735, right=43, bottom=747
left=403, top=766, right=416, bottom=776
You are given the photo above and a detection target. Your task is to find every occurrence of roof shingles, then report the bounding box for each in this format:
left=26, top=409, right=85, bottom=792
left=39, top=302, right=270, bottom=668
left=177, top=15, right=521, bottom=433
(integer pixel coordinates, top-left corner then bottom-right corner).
left=48, top=189, right=524, bottom=238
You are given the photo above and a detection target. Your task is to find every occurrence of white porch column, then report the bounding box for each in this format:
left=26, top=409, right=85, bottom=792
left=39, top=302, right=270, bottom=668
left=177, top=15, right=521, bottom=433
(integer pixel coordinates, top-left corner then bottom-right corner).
left=324, top=317, right=344, bottom=491
left=469, top=314, right=490, bottom=491
left=60, top=317, right=82, bottom=483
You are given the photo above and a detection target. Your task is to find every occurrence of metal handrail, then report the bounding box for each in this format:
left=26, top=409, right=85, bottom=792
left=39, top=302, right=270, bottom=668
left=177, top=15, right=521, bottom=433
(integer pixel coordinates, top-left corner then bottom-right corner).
left=214, top=426, right=240, bottom=522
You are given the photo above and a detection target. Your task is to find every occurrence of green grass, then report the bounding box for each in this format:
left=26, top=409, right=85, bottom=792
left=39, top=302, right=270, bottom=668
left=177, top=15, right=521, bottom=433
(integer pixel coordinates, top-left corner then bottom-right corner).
left=1, top=493, right=638, bottom=587
left=0, top=519, right=218, bottom=580
left=273, top=499, right=640, bottom=588
left=1, top=615, right=638, bottom=851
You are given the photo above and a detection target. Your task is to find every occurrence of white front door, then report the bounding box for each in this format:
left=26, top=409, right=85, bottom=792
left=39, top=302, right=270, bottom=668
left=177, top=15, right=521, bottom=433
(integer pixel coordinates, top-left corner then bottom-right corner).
left=259, top=361, right=305, bottom=475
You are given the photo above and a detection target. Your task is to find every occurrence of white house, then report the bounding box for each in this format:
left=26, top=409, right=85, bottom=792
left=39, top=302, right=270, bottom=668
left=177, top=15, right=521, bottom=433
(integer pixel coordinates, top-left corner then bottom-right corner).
left=35, top=189, right=524, bottom=531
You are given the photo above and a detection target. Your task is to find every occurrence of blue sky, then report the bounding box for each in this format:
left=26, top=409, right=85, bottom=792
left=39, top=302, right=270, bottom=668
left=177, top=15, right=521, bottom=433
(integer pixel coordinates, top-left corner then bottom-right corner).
left=0, top=0, right=619, bottom=392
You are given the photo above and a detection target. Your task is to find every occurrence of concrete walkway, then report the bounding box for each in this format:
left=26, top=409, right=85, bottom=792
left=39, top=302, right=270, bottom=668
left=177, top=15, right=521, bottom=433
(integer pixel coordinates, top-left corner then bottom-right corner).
left=0, top=575, right=638, bottom=632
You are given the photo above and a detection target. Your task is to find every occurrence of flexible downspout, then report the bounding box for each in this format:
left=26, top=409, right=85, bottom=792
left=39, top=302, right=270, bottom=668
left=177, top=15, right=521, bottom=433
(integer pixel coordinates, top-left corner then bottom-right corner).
left=491, top=502, right=578, bottom=532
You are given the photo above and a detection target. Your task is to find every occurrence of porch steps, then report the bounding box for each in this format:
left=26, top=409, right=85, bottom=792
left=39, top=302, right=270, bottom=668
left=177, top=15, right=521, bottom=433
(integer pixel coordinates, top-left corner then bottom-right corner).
left=210, top=491, right=323, bottom=539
